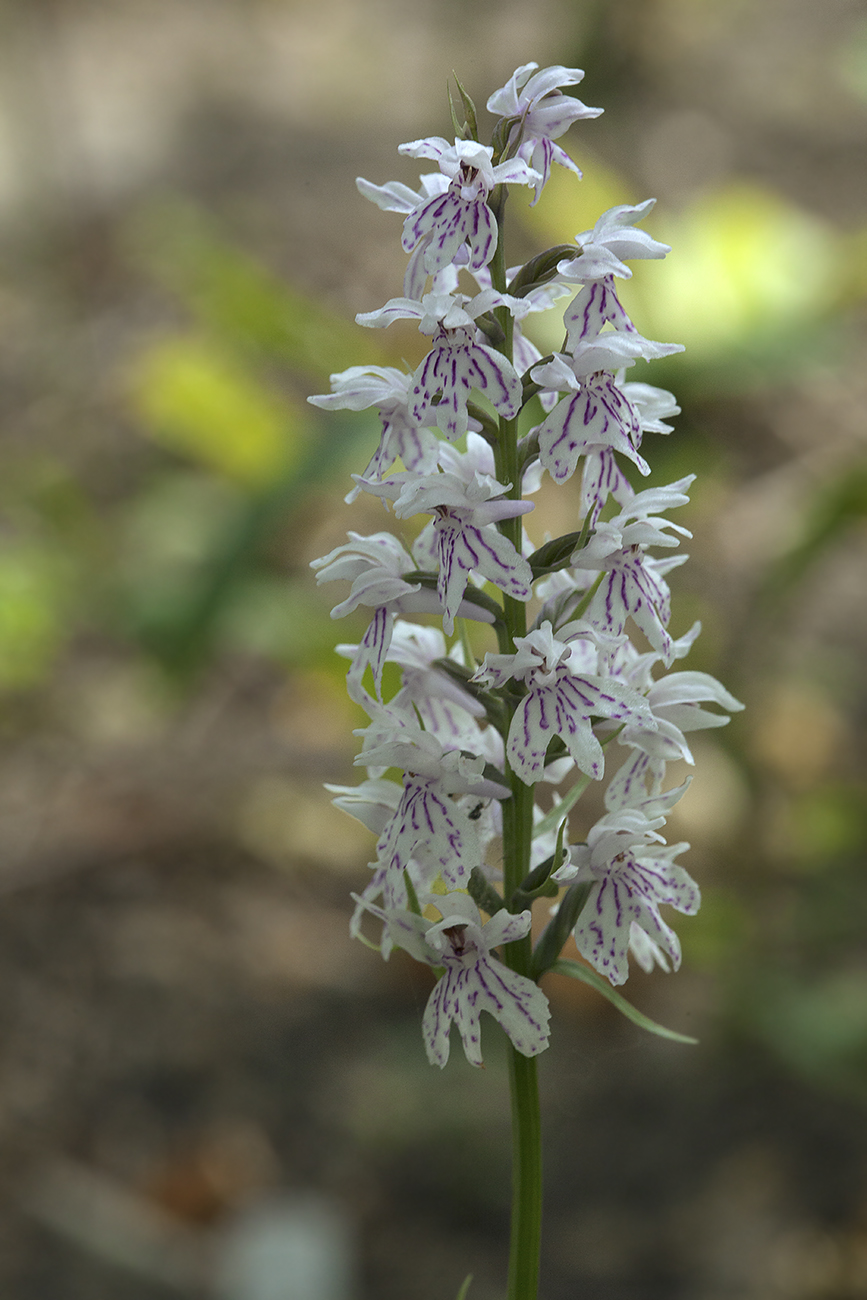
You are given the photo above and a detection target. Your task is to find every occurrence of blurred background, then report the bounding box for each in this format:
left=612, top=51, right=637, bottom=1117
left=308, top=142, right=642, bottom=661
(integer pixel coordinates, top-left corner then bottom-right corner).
left=0, top=0, right=865, bottom=1297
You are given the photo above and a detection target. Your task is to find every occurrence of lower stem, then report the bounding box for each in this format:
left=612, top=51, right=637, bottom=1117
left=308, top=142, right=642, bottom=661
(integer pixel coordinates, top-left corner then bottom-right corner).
left=507, top=1047, right=542, bottom=1300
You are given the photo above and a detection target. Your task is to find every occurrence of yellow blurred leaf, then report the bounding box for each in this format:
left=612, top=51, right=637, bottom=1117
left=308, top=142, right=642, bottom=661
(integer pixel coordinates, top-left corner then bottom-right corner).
left=131, top=336, right=302, bottom=487
left=631, top=182, right=840, bottom=357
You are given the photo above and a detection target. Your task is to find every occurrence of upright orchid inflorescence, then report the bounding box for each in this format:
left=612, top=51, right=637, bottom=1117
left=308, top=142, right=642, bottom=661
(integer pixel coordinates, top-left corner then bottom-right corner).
left=310, top=63, right=742, bottom=1075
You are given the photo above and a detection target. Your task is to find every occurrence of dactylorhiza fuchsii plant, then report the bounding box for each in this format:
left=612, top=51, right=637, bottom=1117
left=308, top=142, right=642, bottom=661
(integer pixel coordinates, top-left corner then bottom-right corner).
left=309, top=62, right=743, bottom=1300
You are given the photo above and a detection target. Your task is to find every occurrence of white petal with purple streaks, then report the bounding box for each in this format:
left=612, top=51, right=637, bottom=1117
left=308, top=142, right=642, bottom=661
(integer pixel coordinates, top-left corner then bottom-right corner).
left=507, top=670, right=651, bottom=784
left=412, top=333, right=522, bottom=441
left=564, top=810, right=699, bottom=986
left=374, top=775, right=480, bottom=905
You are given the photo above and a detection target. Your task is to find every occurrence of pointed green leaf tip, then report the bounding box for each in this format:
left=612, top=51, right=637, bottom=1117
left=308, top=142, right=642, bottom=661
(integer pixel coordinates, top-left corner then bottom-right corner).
left=449, top=72, right=479, bottom=141
left=550, top=959, right=699, bottom=1044
left=455, top=1274, right=474, bottom=1300
left=448, top=83, right=464, bottom=138
left=403, top=868, right=422, bottom=916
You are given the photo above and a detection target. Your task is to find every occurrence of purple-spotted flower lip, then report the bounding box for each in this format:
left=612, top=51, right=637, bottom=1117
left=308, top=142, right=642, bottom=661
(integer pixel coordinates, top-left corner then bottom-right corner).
left=351, top=890, right=551, bottom=1067
left=350, top=469, right=534, bottom=636
left=368, top=772, right=481, bottom=908
left=562, top=278, right=639, bottom=342
left=357, top=291, right=527, bottom=444
left=567, top=513, right=692, bottom=668
left=473, top=621, right=656, bottom=785
left=532, top=351, right=660, bottom=489
left=529, top=330, right=684, bottom=494
left=388, top=140, right=539, bottom=281
left=554, top=806, right=699, bottom=987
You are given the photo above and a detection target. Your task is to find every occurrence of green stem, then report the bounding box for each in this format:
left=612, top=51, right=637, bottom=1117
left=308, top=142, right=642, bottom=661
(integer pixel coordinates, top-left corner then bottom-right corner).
left=489, top=184, right=543, bottom=1300
left=507, top=1048, right=543, bottom=1300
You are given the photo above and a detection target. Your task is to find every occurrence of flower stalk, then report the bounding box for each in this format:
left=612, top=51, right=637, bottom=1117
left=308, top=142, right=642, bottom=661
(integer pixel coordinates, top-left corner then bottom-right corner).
left=309, top=59, right=743, bottom=1298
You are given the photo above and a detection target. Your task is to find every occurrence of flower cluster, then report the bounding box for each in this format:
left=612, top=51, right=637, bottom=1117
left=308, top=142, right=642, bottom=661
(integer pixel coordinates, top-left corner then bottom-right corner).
left=310, top=63, right=742, bottom=1068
